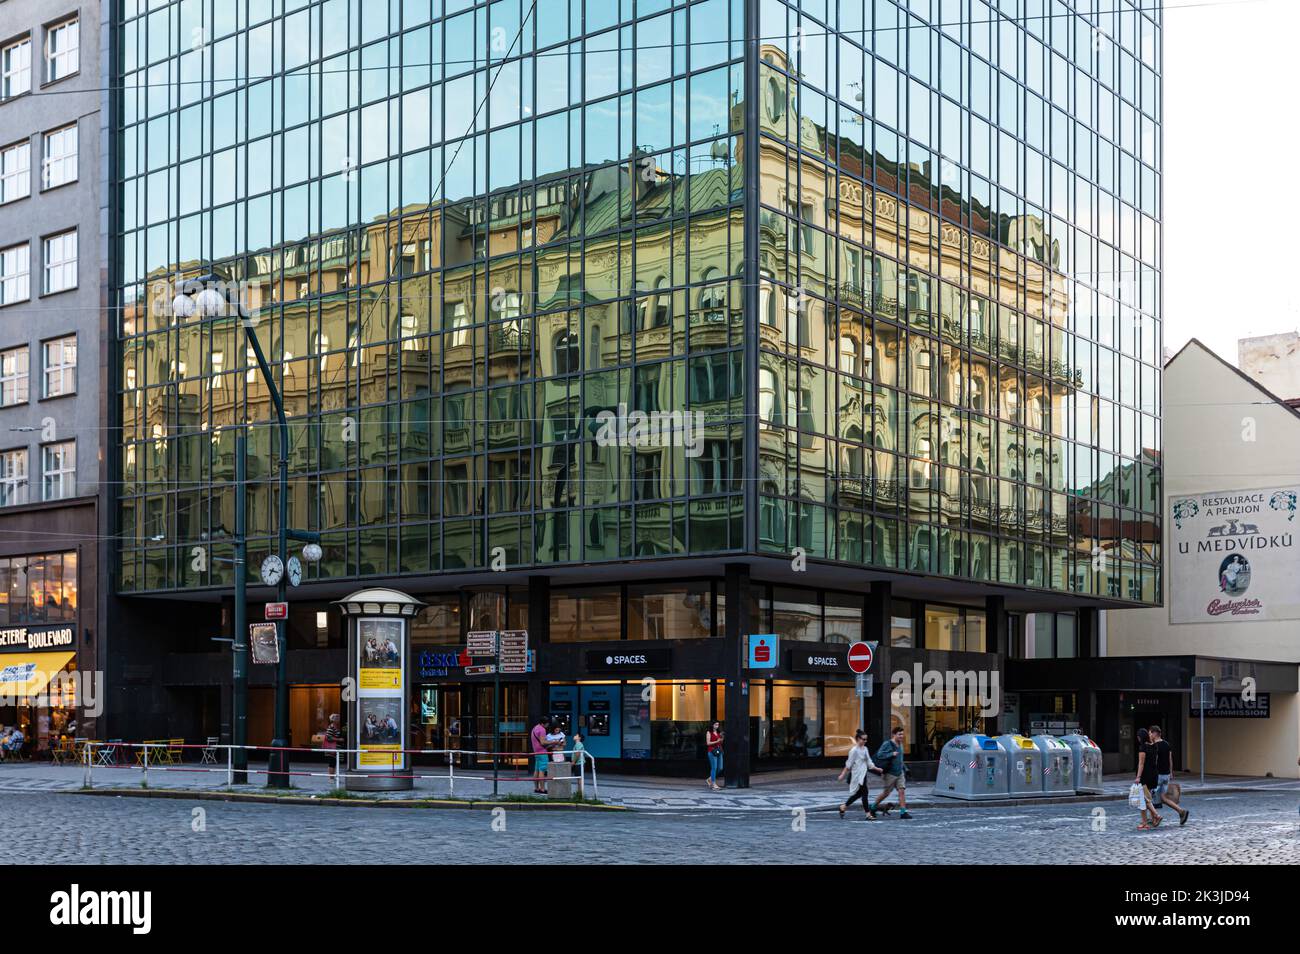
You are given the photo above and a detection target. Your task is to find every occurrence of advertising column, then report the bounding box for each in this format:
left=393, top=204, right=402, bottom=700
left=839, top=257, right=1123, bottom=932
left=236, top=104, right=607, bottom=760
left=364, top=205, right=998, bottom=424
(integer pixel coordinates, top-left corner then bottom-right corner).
left=335, top=589, right=423, bottom=792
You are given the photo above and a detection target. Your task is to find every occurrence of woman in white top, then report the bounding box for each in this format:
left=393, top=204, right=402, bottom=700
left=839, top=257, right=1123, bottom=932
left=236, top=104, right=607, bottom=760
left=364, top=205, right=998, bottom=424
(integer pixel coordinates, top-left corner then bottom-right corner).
left=836, top=730, right=880, bottom=819
left=545, top=722, right=567, bottom=762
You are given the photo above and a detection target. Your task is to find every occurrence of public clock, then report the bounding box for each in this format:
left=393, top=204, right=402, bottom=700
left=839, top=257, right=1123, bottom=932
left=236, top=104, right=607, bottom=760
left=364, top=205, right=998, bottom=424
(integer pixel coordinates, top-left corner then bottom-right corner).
left=260, top=554, right=284, bottom=587
left=286, top=555, right=303, bottom=587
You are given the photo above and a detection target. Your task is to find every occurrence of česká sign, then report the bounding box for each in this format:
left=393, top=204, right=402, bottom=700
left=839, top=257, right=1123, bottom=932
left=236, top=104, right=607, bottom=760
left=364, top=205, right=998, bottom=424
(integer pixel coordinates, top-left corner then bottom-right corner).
left=1168, top=486, right=1300, bottom=623
left=0, top=625, right=75, bottom=651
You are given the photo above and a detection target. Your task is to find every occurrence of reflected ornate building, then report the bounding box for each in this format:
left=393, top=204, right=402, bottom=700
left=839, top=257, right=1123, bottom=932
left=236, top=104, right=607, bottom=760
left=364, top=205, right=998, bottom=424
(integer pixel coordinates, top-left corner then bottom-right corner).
left=106, top=0, right=1162, bottom=774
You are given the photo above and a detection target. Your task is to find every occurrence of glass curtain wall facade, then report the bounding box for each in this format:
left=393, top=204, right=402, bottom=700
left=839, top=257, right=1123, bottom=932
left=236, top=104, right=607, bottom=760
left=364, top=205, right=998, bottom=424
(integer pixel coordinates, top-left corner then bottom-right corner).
left=753, top=0, right=1160, bottom=603
left=116, top=0, right=746, bottom=591
left=112, top=0, right=1160, bottom=607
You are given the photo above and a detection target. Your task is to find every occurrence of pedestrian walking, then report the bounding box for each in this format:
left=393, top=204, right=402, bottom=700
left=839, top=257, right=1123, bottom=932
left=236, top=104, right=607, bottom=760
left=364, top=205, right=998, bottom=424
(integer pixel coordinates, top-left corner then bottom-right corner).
left=872, top=726, right=912, bottom=819
left=705, top=721, right=724, bottom=790
left=837, top=730, right=881, bottom=819
left=1149, top=726, right=1188, bottom=825
left=1134, top=727, right=1162, bottom=829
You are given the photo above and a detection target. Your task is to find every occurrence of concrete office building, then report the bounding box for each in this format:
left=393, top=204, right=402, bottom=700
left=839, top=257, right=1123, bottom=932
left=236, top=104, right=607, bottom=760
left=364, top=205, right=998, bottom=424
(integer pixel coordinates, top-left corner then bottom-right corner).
left=104, top=0, right=1163, bottom=782
left=0, top=1, right=103, bottom=748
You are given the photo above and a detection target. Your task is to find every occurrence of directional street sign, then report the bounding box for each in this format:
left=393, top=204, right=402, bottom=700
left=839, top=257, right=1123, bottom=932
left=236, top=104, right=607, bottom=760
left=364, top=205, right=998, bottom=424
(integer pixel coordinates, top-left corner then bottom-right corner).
left=466, top=630, right=498, bottom=656
left=464, top=664, right=497, bottom=675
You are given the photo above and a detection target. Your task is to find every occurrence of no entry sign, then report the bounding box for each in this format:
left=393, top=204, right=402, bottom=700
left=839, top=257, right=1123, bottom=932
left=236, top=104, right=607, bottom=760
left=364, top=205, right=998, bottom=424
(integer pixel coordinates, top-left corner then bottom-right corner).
left=847, top=641, right=874, bottom=674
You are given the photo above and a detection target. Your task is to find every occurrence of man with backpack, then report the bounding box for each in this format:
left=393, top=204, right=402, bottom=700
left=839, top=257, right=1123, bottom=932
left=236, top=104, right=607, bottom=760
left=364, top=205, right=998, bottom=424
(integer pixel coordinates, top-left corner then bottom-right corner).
left=871, top=726, right=912, bottom=819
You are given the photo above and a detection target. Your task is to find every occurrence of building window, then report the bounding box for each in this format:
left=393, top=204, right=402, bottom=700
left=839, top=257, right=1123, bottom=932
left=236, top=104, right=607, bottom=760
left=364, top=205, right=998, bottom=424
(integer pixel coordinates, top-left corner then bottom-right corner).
left=0, top=242, right=30, bottom=304
left=553, top=330, right=579, bottom=375
left=42, top=335, right=76, bottom=397
left=0, top=551, right=77, bottom=624
left=45, top=19, right=79, bottom=83
left=1, top=140, right=30, bottom=203
left=1, top=37, right=31, bottom=99
left=1029, top=611, right=1079, bottom=659
left=42, top=441, right=75, bottom=500
left=43, top=230, right=77, bottom=294
left=42, top=123, right=77, bottom=188
left=0, top=346, right=28, bottom=406
left=0, top=448, right=27, bottom=506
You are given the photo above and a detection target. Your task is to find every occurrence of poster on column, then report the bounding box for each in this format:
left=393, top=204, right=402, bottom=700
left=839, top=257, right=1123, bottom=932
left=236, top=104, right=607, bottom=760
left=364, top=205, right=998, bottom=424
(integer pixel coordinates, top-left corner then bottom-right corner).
left=1169, top=486, right=1300, bottom=623
left=357, top=618, right=405, bottom=768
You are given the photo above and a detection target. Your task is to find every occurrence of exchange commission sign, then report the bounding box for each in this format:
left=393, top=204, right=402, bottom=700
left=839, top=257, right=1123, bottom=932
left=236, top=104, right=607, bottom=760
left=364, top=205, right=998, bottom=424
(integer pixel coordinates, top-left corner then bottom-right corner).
left=1170, top=486, right=1300, bottom=623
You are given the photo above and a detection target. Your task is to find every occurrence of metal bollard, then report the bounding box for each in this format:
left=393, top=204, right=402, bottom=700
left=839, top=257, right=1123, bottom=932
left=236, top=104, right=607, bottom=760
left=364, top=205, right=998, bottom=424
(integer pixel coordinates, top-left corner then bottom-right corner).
left=227, top=745, right=233, bottom=787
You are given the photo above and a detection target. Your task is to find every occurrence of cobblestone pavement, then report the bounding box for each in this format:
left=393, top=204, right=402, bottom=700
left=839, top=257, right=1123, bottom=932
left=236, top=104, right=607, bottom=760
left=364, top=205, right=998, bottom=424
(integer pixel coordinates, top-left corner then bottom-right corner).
left=2, top=789, right=1297, bottom=864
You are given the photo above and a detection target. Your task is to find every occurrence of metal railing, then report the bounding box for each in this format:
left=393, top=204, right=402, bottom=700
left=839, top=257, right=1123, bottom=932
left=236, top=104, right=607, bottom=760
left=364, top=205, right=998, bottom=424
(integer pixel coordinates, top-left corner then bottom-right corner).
left=78, top=741, right=597, bottom=800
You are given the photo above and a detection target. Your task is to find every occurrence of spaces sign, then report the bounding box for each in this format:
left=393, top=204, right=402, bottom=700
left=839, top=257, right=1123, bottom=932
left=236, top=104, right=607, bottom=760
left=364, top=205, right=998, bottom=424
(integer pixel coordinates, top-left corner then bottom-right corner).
left=1168, top=486, right=1300, bottom=623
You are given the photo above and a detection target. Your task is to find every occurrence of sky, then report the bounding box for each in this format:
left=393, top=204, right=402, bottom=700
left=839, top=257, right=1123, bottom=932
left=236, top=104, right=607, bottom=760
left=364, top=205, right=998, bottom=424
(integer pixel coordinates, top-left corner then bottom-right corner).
left=1162, top=0, right=1300, bottom=366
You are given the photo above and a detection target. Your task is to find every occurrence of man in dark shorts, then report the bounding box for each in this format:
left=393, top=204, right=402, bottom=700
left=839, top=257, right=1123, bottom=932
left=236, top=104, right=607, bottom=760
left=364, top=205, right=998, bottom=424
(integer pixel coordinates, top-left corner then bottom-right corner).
left=1149, top=726, right=1188, bottom=825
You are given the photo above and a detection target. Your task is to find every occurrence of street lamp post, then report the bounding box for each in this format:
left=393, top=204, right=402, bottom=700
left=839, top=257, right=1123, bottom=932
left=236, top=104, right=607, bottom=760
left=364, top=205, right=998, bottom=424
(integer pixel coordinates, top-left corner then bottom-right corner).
left=173, top=274, right=321, bottom=789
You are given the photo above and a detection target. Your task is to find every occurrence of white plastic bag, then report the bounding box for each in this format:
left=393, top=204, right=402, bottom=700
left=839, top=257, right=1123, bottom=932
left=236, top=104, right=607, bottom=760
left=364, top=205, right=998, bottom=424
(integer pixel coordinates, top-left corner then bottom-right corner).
left=1128, top=783, right=1145, bottom=809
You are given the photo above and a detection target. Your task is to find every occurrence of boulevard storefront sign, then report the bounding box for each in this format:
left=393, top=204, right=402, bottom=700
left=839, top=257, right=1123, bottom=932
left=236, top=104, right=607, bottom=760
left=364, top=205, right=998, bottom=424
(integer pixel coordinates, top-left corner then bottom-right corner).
left=0, top=625, right=75, bottom=652
left=1168, top=485, right=1300, bottom=623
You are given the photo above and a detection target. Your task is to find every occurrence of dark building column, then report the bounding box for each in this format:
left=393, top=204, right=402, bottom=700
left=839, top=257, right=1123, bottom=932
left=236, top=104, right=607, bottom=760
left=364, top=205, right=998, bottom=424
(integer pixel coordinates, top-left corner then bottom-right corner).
left=864, top=582, right=892, bottom=740
left=1078, top=607, right=1100, bottom=658
left=526, top=575, right=550, bottom=727
left=985, top=596, right=1009, bottom=735
left=723, top=563, right=752, bottom=788
left=986, top=595, right=1008, bottom=656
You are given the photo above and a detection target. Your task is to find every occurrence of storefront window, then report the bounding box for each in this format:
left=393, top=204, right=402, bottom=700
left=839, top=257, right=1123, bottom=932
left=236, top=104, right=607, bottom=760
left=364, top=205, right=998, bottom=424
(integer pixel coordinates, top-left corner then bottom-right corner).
left=824, top=684, right=858, bottom=756
left=891, top=695, right=916, bottom=757
left=924, top=605, right=961, bottom=650
left=965, top=609, right=987, bottom=652
left=412, top=595, right=460, bottom=646
left=890, top=601, right=914, bottom=647
left=823, top=592, right=863, bottom=643
left=771, top=682, right=821, bottom=757
left=289, top=684, right=341, bottom=749
left=0, top=552, right=77, bottom=624
left=648, top=680, right=713, bottom=759
left=627, top=582, right=712, bottom=639
left=550, top=587, right=620, bottom=642
left=768, top=587, right=822, bottom=642
left=921, top=703, right=985, bottom=760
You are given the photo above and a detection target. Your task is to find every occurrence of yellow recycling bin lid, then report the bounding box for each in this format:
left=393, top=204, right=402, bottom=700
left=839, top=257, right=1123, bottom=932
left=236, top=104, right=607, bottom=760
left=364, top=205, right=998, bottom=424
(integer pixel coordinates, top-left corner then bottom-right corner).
left=0, top=651, right=76, bottom=698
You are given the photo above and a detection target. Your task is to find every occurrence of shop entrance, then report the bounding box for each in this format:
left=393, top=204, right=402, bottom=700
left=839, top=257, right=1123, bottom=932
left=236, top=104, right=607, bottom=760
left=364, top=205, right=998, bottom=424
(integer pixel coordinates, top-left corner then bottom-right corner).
left=414, top=683, right=527, bottom=768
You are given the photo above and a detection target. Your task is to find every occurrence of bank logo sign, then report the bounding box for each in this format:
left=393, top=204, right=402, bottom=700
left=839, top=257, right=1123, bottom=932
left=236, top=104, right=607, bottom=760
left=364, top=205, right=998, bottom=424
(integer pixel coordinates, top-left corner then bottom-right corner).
left=1170, top=486, right=1299, bottom=623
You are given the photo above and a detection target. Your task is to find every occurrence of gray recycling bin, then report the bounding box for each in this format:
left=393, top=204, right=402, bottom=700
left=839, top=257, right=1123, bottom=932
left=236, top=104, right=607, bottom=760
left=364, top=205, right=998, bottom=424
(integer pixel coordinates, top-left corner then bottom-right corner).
left=1060, top=733, right=1104, bottom=794
left=933, top=734, right=1008, bottom=800
left=995, top=734, right=1049, bottom=797
left=1031, top=734, right=1075, bottom=795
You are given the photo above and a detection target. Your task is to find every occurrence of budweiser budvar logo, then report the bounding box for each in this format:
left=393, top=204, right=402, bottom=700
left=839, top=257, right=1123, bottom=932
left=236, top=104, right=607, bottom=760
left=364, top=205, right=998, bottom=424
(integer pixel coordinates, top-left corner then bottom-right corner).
left=1206, top=598, right=1263, bottom=617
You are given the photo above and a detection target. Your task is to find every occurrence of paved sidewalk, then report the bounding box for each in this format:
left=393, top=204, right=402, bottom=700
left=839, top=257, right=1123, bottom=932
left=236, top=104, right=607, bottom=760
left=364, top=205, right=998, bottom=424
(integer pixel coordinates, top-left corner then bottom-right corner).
left=2, top=759, right=1296, bottom=811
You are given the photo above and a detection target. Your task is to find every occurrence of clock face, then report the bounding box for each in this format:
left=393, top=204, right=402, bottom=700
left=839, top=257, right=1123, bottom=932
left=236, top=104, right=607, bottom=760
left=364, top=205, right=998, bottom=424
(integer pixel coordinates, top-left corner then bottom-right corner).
left=260, top=554, right=284, bottom=586
left=287, top=556, right=303, bottom=587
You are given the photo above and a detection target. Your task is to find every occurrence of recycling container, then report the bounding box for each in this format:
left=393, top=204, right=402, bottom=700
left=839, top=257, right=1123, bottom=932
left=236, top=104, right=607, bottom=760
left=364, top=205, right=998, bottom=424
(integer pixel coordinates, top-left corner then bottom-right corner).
left=1060, top=733, right=1104, bottom=794
left=995, top=734, right=1049, bottom=797
left=933, top=734, right=1007, bottom=800
left=1031, top=734, right=1075, bottom=795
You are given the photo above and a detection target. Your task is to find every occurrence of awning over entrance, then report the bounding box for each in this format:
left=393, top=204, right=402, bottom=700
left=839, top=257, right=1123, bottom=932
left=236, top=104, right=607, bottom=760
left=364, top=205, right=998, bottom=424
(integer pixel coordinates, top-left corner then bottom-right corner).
left=0, top=651, right=76, bottom=699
